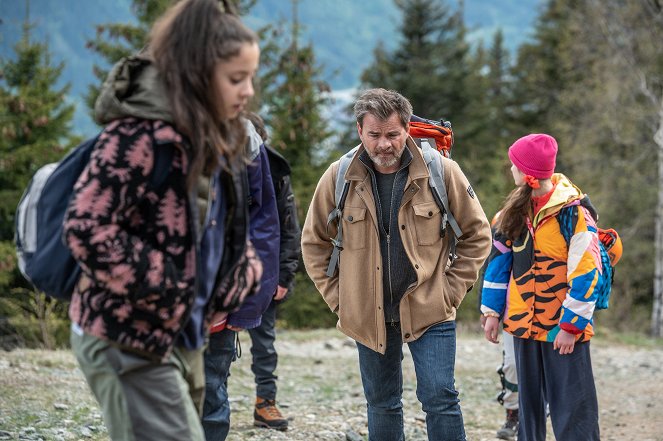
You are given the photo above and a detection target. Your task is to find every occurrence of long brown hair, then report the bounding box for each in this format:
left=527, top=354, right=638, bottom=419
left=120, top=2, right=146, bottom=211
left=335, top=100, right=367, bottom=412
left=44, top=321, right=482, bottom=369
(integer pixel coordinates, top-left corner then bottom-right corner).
left=495, top=185, right=533, bottom=241
left=149, top=0, right=258, bottom=186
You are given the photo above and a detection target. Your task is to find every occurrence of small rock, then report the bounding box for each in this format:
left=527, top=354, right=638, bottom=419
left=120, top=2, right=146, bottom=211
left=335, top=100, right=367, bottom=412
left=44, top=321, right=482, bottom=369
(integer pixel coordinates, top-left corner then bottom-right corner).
left=345, top=429, right=363, bottom=441
left=53, top=403, right=69, bottom=410
left=315, top=430, right=345, bottom=440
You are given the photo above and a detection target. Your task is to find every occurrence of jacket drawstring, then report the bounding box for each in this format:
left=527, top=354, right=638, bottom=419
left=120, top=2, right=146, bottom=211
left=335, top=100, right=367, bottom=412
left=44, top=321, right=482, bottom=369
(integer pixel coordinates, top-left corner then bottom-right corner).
left=233, top=331, right=242, bottom=361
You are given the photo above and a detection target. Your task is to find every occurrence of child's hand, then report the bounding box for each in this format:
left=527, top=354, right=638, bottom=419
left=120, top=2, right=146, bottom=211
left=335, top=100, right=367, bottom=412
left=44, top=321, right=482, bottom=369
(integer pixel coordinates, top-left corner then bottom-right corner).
left=553, top=329, right=576, bottom=354
left=483, top=316, right=500, bottom=344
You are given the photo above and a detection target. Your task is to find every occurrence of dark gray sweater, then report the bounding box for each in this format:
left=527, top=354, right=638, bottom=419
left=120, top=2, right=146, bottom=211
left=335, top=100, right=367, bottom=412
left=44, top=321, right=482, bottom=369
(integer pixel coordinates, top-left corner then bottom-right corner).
left=359, top=149, right=417, bottom=323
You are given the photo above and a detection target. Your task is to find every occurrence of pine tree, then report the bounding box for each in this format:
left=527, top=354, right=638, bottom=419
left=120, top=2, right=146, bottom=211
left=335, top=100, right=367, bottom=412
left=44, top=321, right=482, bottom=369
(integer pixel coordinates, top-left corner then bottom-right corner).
left=0, top=24, right=77, bottom=240
left=258, top=5, right=333, bottom=222
left=0, top=15, right=77, bottom=349
left=258, top=0, right=335, bottom=328
left=509, top=0, right=582, bottom=138
left=84, top=0, right=172, bottom=114
left=356, top=0, right=512, bottom=212
left=463, top=30, right=513, bottom=218
left=361, top=0, right=472, bottom=121
left=85, top=0, right=259, bottom=114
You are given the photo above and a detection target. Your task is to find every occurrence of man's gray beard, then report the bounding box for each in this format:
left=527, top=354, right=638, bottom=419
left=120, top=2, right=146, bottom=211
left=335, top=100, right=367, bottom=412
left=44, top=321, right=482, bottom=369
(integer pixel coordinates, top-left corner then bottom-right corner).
left=369, top=146, right=405, bottom=169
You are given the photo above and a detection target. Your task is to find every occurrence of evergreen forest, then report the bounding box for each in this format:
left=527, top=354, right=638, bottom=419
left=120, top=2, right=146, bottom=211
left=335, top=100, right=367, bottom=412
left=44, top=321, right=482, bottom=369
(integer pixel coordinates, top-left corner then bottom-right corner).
left=1, top=0, right=662, bottom=349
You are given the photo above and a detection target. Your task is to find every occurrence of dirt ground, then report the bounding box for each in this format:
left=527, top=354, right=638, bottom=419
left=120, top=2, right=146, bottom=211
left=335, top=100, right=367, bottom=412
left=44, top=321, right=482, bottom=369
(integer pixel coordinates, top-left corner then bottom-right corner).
left=0, top=327, right=662, bottom=440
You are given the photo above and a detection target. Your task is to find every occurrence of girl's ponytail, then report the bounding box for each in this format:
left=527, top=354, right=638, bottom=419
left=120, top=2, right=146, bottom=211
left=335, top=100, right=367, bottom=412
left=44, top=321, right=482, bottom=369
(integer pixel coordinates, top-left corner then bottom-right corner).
left=495, top=185, right=533, bottom=241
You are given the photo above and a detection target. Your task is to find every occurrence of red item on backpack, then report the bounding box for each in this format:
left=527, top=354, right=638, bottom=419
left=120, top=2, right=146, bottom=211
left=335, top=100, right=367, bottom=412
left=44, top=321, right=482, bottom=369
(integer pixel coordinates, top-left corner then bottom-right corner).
left=409, top=115, right=454, bottom=158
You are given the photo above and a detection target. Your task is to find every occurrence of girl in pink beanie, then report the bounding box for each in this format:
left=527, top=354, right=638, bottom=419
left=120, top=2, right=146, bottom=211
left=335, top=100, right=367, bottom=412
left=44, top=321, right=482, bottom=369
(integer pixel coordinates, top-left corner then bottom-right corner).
left=480, top=134, right=601, bottom=440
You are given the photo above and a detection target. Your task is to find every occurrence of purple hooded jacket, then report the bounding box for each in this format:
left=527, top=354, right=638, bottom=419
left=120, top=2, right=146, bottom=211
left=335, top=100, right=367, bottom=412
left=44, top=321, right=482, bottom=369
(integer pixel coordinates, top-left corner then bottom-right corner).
left=226, top=141, right=280, bottom=329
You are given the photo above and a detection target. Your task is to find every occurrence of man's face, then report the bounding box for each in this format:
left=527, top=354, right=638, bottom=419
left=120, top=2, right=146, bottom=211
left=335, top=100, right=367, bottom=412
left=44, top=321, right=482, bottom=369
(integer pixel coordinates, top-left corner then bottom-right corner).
left=357, top=112, right=409, bottom=173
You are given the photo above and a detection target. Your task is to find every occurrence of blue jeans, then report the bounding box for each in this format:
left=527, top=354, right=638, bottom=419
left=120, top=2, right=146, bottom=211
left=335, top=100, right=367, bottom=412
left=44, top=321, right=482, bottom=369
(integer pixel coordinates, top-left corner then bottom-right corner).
left=248, top=301, right=278, bottom=400
left=356, top=321, right=466, bottom=441
left=202, top=328, right=237, bottom=441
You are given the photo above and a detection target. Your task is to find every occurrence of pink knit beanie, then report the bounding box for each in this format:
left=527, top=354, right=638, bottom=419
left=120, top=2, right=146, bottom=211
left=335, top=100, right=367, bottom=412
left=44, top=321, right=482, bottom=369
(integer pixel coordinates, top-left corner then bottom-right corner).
left=508, top=134, right=558, bottom=179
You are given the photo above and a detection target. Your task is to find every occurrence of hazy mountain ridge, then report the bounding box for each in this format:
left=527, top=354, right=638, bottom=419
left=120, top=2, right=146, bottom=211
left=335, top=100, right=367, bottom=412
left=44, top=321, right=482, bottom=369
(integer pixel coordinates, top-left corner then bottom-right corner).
left=0, top=0, right=541, bottom=136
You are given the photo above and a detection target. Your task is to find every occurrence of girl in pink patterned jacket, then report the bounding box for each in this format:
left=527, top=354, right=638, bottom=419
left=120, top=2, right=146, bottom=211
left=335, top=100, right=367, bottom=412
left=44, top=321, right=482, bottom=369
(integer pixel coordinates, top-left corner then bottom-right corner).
left=63, top=1, right=261, bottom=440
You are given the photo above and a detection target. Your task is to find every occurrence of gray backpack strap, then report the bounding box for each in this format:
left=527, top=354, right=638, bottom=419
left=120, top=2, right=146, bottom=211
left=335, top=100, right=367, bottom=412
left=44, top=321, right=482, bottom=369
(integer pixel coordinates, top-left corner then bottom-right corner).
left=420, top=139, right=462, bottom=242
left=242, top=118, right=263, bottom=161
left=325, top=146, right=358, bottom=277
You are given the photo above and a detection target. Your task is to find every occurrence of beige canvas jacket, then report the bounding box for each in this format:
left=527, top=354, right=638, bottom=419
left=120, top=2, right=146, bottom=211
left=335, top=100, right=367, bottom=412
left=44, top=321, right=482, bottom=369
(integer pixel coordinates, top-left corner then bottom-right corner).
left=302, top=139, right=491, bottom=353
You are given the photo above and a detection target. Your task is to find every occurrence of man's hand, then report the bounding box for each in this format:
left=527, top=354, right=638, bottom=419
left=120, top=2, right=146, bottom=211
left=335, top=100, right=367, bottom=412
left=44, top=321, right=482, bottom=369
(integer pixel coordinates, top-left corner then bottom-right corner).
left=553, top=329, right=576, bottom=354
left=274, top=285, right=288, bottom=301
left=483, top=316, right=500, bottom=344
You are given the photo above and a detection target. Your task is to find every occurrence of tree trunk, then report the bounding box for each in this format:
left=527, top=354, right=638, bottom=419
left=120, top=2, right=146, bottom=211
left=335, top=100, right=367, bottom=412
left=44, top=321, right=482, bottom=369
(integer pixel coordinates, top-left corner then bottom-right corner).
left=35, top=293, right=54, bottom=350
left=652, top=100, right=663, bottom=337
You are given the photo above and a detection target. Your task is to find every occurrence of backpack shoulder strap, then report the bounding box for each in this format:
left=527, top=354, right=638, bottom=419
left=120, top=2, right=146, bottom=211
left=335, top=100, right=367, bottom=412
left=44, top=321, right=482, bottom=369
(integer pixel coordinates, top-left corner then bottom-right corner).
left=325, top=146, right=358, bottom=277
left=243, top=118, right=263, bottom=161
left=557, top=204, right=579, bottom=245
left=420, top=139, right=462, bottom=240
left=333, top=146, right=358, bottom=207
left=150, top=144, right=174, bottom=189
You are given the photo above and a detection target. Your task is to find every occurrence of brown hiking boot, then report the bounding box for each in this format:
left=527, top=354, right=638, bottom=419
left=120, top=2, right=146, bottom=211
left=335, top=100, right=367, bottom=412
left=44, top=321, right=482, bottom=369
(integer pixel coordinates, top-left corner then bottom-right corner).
left=254, top=397, right=288, bottom=431
left=496, top=408, right=518, bottom=440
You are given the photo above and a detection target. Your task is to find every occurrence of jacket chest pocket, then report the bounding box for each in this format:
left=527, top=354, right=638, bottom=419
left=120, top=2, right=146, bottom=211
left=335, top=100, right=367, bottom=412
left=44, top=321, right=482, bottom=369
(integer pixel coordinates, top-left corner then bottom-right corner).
left=412, top=202, right=442, bottom=246
left=342, top=207, right=368, bottom=250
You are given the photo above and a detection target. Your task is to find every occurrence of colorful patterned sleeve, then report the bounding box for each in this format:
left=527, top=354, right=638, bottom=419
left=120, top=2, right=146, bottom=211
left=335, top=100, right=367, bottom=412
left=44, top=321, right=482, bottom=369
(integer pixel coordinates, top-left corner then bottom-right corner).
left=480, top=232, right=513, bottom=317
left=560, top=206, right=601, bottom=334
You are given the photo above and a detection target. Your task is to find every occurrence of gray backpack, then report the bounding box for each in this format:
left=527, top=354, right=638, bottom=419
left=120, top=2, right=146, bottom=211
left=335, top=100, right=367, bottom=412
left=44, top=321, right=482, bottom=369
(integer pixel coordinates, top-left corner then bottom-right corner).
left=325, top=138, right=462, bottom=277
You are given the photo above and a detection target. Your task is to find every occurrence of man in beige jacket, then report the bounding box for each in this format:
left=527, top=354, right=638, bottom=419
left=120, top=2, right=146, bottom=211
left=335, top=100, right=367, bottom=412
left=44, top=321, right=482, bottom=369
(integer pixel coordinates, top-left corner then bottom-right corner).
left=301, top=88, right=491, bottom=441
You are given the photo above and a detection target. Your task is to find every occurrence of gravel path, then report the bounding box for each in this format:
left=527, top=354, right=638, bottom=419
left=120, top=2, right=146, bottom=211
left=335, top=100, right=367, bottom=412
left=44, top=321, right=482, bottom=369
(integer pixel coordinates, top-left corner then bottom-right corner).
left=1, top=327, right=662, bottom=440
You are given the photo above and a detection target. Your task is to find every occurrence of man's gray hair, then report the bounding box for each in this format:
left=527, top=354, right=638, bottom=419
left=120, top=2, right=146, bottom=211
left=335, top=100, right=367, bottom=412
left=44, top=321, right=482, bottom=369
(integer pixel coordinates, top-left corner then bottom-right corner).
left=353, top=88, right=413, bottom=128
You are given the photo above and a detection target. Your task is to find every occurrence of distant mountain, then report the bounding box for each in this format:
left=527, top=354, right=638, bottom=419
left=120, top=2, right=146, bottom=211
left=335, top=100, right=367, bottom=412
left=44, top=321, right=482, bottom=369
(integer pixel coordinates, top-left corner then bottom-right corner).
left=0, top=0, right=542, bottom=137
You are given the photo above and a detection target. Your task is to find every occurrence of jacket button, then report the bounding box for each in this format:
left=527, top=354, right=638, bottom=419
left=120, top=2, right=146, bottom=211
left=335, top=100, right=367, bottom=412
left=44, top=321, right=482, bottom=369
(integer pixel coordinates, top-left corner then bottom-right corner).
left=428, top=211, right=433, bottom=217
left=404, top=333, right=411, bottom=338
left=210, top=219, right=217, bottom=227
left=401, top=225, right=405, bottom=230
left=415, top=264, right=419, bottom=269
left=347, top=215, right=353, bottom=221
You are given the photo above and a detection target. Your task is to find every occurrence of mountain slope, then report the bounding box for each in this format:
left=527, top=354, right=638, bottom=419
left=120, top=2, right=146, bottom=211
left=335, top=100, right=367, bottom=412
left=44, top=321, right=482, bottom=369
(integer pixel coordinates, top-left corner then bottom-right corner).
left=0, top=0, right=541, bottom=136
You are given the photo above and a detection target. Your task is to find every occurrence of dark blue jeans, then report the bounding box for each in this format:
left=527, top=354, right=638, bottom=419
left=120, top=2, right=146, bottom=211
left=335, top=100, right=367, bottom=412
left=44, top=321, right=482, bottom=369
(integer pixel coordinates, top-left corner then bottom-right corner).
left=356, top=321, right=466, bottom=441
left=248, top=301, right=278, bottom=400
left=202, top=328, right=236, bottom=441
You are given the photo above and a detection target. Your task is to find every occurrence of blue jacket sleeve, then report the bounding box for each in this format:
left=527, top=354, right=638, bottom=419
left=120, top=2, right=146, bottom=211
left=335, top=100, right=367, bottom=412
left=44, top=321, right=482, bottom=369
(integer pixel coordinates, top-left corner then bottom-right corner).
left=227, top=145, right=280, bottom=329
left=559, top=206, right=600, bottom=334
left=479, top=232, right=513, bottom=316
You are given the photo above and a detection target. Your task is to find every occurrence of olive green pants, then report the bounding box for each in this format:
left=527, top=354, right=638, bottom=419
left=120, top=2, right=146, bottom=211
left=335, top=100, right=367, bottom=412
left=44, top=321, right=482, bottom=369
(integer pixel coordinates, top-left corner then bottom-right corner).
left=71, top=326, right=205, bottom=441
